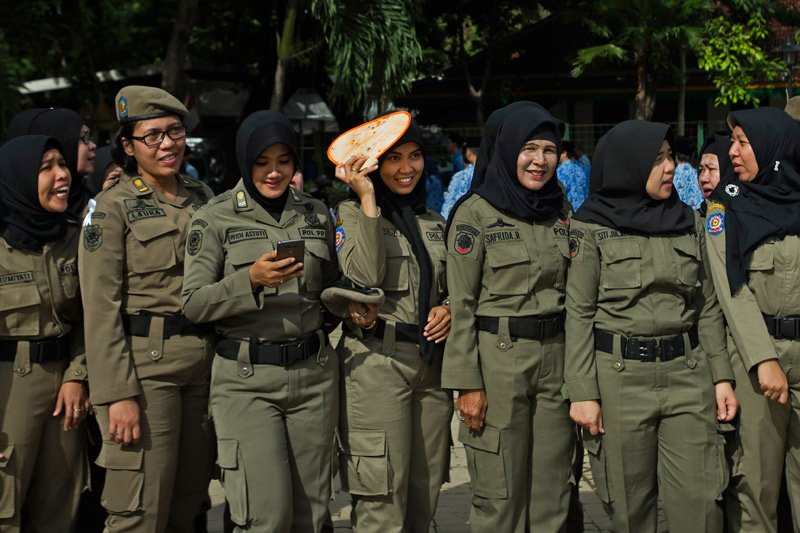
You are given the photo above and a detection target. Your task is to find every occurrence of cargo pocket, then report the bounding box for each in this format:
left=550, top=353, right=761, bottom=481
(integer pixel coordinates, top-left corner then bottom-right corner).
left=217, top=439, right=248, bottom=525
left=128, top=220, right=178, bottom=274
left=598, top=238, right=642, bottom=290
left=748, top=242, right=774, bottom=272
left=583, top=433, right=612, bottom=504
left=96, top=444, right=144, bottom=514
left=0, top=284, right=41, bottom=337
left=338, top=430, right=390, bottom=496
left=458, top=425, right=507, bottom=499
left=673, top=236, right=701, bottom=287
left=0, top=444, right=15, bottom=519
left=383, top=248, right=410, bottom=293
left=486, top=245, right=530, bottom=296
left=304, top=240, right=331, bottom=293
left=57, top=258, right=80, bottom=299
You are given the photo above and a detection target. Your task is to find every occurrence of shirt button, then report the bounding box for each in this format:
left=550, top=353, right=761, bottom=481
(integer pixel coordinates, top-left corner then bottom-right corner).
left=73, top=369, right=83, bottom=376
left=150, top=350, right=160, bottom=358
left=499, top=342, right=508, bottom=350
left=240, top=366, right=251, bottom=376
left=613, top=361, right=622, bottom=369
left=16, top=367, right=25, bottom=375
left=687, top=358, right=697, bottom=369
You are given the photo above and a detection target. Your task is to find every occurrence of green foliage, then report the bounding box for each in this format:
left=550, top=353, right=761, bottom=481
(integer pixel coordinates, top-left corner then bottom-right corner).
left=697, top=13, right=784, bottom=106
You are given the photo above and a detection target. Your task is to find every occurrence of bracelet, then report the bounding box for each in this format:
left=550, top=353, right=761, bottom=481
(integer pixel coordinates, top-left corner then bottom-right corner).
left=363, top=320, right=377, bottom=330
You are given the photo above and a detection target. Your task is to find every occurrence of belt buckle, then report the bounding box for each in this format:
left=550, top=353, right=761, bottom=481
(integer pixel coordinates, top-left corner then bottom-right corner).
left=633, top=339, right=656, bottom=362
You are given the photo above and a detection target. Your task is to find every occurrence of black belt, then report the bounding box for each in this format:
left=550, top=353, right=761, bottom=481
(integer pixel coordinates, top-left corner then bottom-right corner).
left=122, top=313, right=213, bottom=339
left=216, top=332, right=323, bottom=366
left=0, top=335, right=71, bottom=363
left=595, top=328, right=698, bottom=362
left=475, top=313, right=565, bottom=341
left=373, top=318, right=419, bottom=344
left=764, top=315, right=800, bottom=340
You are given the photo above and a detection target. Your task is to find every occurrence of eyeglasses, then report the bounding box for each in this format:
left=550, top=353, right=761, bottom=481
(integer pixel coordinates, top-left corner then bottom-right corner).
left=128, top=125, right=188, bottom=147
left=79, top=131, right=96, bottom=145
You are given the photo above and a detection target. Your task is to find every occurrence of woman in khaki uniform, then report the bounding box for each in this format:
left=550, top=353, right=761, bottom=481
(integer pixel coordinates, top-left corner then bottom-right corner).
left=705, top=108, right=800, bottom=533
left=334, top=119, right=453, bottom=532
left=182, top=110, right=340, bottom=532
left=442, top=105, right=574, bottom=532
left=566, top=120, right=738, bottom=533
left=0, top=135, right=88, bottom=531
left=78, top=86, right=215, bottom=532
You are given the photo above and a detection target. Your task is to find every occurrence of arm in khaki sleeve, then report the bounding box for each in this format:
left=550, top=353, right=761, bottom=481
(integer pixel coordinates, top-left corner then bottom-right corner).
left=182, top=211, right=262, bottom=323
left=441, top=205, right=485, bottom=390
left=694, top=218, right=734, bottom=383
left=335, top=201, right=386, bottom=287
left=78, top=203, right=139, bottom=405
left=705, top=225, right=777, bottom=371
left=322, top=214, right=341, bottom=287
left=564, top=223, right=602, bottom=401
left=64, top=320, right=87, bottom=382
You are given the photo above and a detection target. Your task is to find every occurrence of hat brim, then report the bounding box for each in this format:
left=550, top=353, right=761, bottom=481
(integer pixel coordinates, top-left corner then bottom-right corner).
left=321, top=286, right=385, bottom=318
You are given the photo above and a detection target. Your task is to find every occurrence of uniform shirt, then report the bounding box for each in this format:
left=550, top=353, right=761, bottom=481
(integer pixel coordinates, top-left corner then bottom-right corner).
left=335, top=200, right=447, bottom=327
left=0, top=224, right=85, bottom=380
left=557, top=159, right=590, bottom=210
left=441, top=164, right=474, bottom=220
left=673, top=162, right=704, bottom=210
left=705, top=201, right=800, bottom=371
left=182, top=181, right=338, bottom=341
left=441, top=195, right=571, bottom=390
left=78, top=174, right=213, bottom=405
left=565, top=215, right=732, bottom=401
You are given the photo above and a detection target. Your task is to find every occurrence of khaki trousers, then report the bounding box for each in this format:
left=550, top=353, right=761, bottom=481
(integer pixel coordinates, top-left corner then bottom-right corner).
left=210, top=339, right=338, bottom=533
left=338, top=330, right=453, bottom=533
left=95, top=330, right=214, bottom=533
left=461, top=326, right=574, bottom=533
left=589, top=333, right=726, bottom=533
left=0, top=348, right=87, bottom=532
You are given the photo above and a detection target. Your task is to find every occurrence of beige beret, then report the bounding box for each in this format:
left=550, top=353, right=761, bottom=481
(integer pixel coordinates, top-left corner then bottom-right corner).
left=115, top=85, right=188, bottom=123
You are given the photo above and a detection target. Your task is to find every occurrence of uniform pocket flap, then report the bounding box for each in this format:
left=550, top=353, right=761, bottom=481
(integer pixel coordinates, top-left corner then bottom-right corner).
left=599, top=238, right=642, bottom=263
left=305, top=240, right=331, bottom=262
left=128, top=218, right=178, bottom=243
left=487, top=245, right=529, bottom=268
left=0, top=283, right=40, bottom=312
left=748, top=243, right=774, bottom=271
left=216, top=439, right=239, bottom=469
left=339, top=430, right=386, bottom=457
left=458, top=425, right=500, bottom=453
left=0, top=444, right=13, bottom=468
left=227, top=244, right=269, bottom=267
left=673, top=237, right=700, bottom=258
left=97, top=445, right=143, bottom=471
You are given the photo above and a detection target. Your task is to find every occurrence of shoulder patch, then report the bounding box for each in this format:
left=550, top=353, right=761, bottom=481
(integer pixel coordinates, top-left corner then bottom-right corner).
left=191, top=218, right=209, bottom=228
left=235, top=190, right=248, bottom=208
left=455, top=224, right=480, bottom=237
left=83, top=224, right=103, bottom=251
left=569, top=237, right=580, bottom=258
left=335, top=226, right=346, bottom=253
left=455, top=232, right=475, bottom=255
left=707, top=202, right=724, bottom=212
left=706, top=212, right=725, bottom=235
left=187, top=229, right=203, bottom=256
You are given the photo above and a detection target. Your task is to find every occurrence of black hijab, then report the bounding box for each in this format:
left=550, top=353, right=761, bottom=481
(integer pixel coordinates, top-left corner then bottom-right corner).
left=471, top=106, right=564, bottom=221
left=0, top=136, right=68, bottom=251
left=709, top=107, right=800, bottom=294
left=698, top=131, right=733, bottom=216
left=367, top=118, right=436, bottom=364
left=574, top=120, right=694, bottom=234
left=7, top=108, right=92, bottom=221
left=235, top=110, right=299, bottom=220
left=84, top=146, right=114, bottom=196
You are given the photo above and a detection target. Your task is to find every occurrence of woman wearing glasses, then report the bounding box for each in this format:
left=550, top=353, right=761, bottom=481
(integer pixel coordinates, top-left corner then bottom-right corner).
left=78, top=85, right=215, bottom=532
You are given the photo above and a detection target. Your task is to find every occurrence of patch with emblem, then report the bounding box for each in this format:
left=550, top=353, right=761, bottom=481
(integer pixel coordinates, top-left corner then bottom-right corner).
left=569, top=237, right=580, bottom=258
left=304, top=211, right=320, bottom=226
left=455, top=232, right=475, bottom=255
left=84, top=224, right=103, bottom=251
left=0, top=271, right=34, bottom=285
left=335, top=226, right=346, bottom=253
left=118, top=96, right=128, bottom=118
left=191, top=218, right=209, bottom=228
left=706, top=212, right=725, bottom=235
left=456, top=224, right=479, bottom=236
left=300, top=228, right=327, bottom=239
left=707, top=202, right=724, bottom=212
left=725, top=184, right=739, bottom=197
left=227, top=228, right=268, bottom=244
left=236, top=191, right=248, bottom=208
left=487, top=218, right=513, bottom=229
left=187, top=229, right=203, bottom=255
left=132, top=178, right=150, bottom=193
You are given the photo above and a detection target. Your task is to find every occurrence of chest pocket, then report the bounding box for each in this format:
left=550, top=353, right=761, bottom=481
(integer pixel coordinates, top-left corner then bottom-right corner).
left=598, top=238, right=642, bottom=289
left=486, top=244, right=530, bottom=296
left=0, top=284, right=41, bottom=337
left=127, top=220, right=179, bottom=274
left=748, top=242, right=774, bottom=272
left=304, top=240, right=332, bottom=293
left=383, top=237, right=410, bottom=292
left=57, top=258, right=79, bottom=299
left=225, top=241, right=271, bottom=277
left=673, top=236, right=701, bottom=287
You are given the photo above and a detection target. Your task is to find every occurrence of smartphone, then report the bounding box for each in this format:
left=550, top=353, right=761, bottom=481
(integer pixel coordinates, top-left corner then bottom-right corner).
left=276, top=238, right=305, bottom=263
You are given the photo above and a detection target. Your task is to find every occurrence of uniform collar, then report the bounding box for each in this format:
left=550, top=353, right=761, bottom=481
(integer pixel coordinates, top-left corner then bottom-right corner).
left=231, top=179, right=305, bottom=228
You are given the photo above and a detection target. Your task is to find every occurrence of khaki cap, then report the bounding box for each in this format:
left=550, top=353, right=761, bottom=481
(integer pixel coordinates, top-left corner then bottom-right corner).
left=786, top=96, right=800, bottom=121
left=321, top=282, right=385, bottom=318
left=115, top=85, right=189, bottom=123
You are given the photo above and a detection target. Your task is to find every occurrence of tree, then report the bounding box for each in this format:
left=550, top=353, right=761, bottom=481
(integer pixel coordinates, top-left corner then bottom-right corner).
left=162, top=0, right=200, bottom=98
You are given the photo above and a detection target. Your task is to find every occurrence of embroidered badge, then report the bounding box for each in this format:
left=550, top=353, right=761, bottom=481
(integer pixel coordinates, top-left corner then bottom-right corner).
left=335, top=226, right=346, bottom=253
left=304, top=211, right=320, bottom=226
left=132, top=178, right=149, bottom=193
left=706, top=212, right=725, bottom=235
left=456, top=224, right=480, bottom=236
left=236, top=191, right=248, bottom=208
left=725, top=184, right=739, bottom=197
left=426, top=231, right=444, bottom=241
left=83, top=224, right=103, bottom=251
left=569, top=237, right=580, bottom=258
left=187, top=229, right=203, bottom=256
left=455, top=232, right=475, bottom=255
left=707, top=202, right=724, bottom=212
left=118, top=96, right=128, bottom=118
left=487, top=218, right=513, bottom=229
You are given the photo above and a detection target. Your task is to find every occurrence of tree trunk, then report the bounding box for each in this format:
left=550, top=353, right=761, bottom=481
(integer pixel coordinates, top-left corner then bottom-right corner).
left=460, top=20, right=492, bottom=127
left=678, top=46, right=686, bottom=135
left=162, top=0, right=199, bottom=98
left=270, top=0, right=300, bottom=111
left=635, top=59, right=656, bottom=120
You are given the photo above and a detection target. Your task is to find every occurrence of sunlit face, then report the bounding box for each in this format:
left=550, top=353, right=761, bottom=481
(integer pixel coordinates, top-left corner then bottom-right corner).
left=250, top=143, right=295, bottom=199
left=698, top=153, right=720, bottom=199
left=76, top=124, right=97, bottom=176
left=38, top=148, right=71, bottom=213
left=644, top=140, right=675, bottom=200
left=729, top=126, right=759, bottom=182
left=379, top=142, right=424, bottom=195
left=122, top=115, right=185, bottom=181
left=516, top=139, right=558, bottom=191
